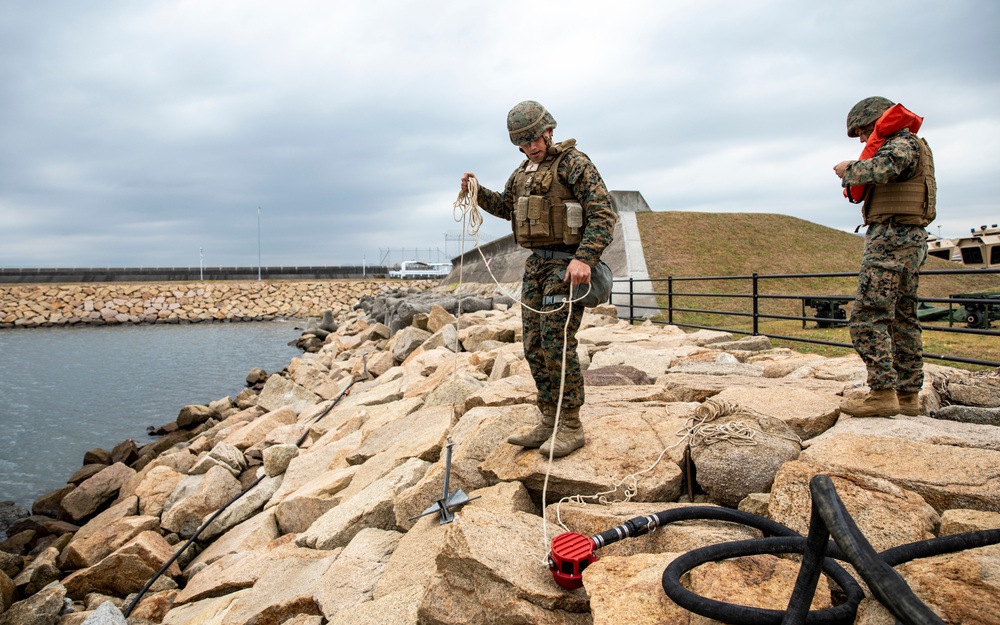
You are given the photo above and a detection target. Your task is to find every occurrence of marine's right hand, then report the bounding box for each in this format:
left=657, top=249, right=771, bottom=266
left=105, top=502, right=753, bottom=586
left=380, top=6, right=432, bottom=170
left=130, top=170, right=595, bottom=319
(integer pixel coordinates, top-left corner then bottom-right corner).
left=461, top=173, right=477, bottom=194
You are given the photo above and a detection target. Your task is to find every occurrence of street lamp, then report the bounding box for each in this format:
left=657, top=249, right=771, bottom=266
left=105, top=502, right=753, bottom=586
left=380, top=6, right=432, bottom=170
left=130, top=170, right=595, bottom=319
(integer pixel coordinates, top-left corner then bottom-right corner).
left=200, top=248, right=204, bottom=281
left=257, top=206, right=262, bottom=281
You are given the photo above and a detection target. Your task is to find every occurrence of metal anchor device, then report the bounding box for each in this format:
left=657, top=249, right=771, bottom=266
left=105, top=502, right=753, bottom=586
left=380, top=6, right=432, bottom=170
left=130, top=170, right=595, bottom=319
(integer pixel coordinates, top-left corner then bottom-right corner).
left=409, top=439, right=479, bottom=524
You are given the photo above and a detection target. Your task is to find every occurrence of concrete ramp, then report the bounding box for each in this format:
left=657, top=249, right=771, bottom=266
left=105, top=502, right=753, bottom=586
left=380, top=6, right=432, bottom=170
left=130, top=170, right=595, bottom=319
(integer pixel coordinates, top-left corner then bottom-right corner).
left=444, top=191, right=660, bottom=319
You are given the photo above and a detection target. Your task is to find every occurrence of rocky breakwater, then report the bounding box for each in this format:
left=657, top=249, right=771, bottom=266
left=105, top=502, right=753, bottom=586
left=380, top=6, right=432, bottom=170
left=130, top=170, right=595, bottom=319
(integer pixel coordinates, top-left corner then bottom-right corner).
left=1, top=284, right=999, bottom=625
left=0, top=280, right=437, bottom=328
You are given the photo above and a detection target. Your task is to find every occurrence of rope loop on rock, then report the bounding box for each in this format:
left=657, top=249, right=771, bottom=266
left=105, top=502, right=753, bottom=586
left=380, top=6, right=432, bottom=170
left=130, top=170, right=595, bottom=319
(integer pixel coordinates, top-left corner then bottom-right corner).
left=679, top=398, right=802, bottom=448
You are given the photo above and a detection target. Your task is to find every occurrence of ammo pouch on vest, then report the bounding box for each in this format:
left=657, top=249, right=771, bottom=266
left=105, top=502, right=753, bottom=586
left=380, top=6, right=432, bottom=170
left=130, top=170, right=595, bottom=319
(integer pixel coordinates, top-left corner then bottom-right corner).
left=864, top=135, right=936, bottom=227
left=515, top=198, right=583, bottom=245
left=513, top=140, right=584, bottom=248
left=542, top=260, right=613, bottom=309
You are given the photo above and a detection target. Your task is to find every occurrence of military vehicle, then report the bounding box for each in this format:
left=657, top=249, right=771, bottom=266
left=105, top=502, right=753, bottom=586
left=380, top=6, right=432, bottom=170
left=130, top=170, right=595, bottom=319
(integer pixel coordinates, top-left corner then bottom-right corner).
left=929, top=223, right=1000, bottom=268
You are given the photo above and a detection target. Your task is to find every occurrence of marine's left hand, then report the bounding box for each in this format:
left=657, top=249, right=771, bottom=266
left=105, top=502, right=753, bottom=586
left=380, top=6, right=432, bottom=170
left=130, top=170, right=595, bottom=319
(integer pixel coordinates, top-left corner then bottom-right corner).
left=564, top=259, right=592, bottom=288
left=833, top=160, right=852, bottom=179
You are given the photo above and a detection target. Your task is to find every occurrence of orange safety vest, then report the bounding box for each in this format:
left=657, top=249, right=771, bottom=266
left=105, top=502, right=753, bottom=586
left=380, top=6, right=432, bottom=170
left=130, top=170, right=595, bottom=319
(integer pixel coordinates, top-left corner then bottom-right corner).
left=843, top=104, right=924, bottom=203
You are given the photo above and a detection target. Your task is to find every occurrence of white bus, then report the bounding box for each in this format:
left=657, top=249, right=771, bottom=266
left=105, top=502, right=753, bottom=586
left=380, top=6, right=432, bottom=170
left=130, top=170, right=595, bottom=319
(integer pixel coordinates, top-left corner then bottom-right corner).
left=388, top=261, right=453, bottom=279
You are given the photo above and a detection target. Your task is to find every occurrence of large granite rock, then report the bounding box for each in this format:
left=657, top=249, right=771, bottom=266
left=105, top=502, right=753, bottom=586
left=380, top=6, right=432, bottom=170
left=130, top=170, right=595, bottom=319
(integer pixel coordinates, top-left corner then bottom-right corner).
left=161, top=465, right=244, bottom=537
left=688, top=400, right=802, bottom=507
left=60, top=463, right=136, bottom=523
left=802, top=433, right=1000, bottom=513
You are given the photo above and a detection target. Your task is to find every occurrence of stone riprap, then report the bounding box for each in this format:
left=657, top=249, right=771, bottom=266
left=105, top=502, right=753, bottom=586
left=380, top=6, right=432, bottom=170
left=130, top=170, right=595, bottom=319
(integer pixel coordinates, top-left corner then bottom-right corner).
left=1, top=285, right=998, bottom=625
left=0, top=280, right=436, bottom=328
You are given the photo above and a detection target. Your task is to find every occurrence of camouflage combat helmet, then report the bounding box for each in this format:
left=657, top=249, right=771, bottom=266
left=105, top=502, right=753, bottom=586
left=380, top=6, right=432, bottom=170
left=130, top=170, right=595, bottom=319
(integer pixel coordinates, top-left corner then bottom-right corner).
left=847, top=96, right=894, bottom=137
left=507, top=100, right=557, bottom=145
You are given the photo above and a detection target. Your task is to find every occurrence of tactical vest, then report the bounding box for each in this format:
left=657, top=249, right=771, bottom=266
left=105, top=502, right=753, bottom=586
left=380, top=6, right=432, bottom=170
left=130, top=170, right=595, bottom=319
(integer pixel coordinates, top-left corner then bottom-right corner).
left=864, top=135, right=936, bottom=227
left=511, top=139, right=585, bottom=248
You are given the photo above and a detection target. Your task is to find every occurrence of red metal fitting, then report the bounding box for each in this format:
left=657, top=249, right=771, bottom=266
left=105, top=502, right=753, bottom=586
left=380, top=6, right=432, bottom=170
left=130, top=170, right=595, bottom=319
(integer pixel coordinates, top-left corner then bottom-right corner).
left=548, top=532, right=598, bottom=589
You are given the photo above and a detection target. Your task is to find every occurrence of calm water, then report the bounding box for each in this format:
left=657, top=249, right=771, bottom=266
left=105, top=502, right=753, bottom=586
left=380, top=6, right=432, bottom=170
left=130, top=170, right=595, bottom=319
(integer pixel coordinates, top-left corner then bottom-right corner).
left=0, top=321, right=303, bottom=509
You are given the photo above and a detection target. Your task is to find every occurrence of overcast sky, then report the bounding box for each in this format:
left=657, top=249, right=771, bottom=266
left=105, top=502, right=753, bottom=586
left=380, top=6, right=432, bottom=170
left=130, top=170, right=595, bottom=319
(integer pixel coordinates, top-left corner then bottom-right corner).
left=1, top=1, right=997, bottom=269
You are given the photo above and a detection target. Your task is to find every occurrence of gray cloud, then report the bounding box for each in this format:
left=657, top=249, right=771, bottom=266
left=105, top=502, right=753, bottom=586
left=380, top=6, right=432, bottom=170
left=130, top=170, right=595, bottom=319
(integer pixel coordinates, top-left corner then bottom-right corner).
left=1, top=0, right=998, bottom=268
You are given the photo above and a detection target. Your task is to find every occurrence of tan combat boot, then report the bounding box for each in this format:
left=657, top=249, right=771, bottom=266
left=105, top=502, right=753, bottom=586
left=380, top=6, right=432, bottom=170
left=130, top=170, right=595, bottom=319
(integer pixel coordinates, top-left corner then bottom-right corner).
left=896, top=391, right=921, bottom=416
left=538, top=408, right=585, bottom=458
left=507, top=403, right=556, bottom=448
left=839, top=389, right=900, bottom=418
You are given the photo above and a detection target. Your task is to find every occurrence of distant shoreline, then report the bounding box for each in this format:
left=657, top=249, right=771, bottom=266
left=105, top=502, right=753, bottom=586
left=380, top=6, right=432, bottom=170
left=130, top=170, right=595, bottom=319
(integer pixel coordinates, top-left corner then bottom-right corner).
left=0, top=279, right=431, bottom=329
left=0, top=265, right=390, bottom=284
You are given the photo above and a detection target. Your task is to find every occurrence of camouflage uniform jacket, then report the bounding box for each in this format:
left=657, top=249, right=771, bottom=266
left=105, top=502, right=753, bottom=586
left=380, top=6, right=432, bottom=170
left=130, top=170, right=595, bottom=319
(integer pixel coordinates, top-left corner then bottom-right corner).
left=476, top=143, right=616, bottom=266
left=841, top=131, right=922, bottom=188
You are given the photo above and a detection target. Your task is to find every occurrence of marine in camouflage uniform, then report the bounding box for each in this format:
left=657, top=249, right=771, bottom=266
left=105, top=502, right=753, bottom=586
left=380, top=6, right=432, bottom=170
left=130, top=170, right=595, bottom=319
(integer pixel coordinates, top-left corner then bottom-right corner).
left=461, top=101, right=616, bottom=457
left=834, top=96, right=934, bottom=418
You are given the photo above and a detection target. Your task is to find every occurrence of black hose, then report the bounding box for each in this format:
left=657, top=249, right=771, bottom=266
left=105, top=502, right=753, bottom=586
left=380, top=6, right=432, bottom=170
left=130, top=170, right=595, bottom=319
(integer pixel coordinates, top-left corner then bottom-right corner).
left=592, top=505, right=796, bottom=550
left=123, top=359, right=368, bottom=617
left=122, top=473, right=265, bottom=617
left=807, top=476, right=944, bottom=625
left=879, top=527, right=1000, bottom=567
left=781, top=497, right=836, bottom=625
left=645, top=475, right=1000, bottom=625
left=662, top=536, right=862, bottom=625
left=589, top=505, right=861, bottom=624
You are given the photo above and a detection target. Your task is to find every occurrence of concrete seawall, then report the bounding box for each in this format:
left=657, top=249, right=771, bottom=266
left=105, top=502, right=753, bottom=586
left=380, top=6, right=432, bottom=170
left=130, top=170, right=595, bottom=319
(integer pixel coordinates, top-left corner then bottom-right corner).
left=0, top=280, right=433, bottom=328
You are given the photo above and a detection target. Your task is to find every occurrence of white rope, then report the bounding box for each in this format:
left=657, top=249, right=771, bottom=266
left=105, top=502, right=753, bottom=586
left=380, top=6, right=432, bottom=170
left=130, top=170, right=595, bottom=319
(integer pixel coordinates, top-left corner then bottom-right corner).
left=452, top=182, right=801, bottom=559
left=451, top=177, right=592, bottom=565
left=452, top=187, right=805, bottom=558
left=539, top=281, right=575, bottom=560
left=451, top=178, right=593, bottom=314
left=453, top=176, right=483, bottom=238
left=549, top=397, right=801, bottom=534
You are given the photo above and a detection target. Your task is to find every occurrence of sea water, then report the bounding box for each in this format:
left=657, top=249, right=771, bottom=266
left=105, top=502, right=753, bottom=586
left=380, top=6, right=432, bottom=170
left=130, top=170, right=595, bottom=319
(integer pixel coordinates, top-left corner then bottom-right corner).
left=0, top=321, right=303, bottom=509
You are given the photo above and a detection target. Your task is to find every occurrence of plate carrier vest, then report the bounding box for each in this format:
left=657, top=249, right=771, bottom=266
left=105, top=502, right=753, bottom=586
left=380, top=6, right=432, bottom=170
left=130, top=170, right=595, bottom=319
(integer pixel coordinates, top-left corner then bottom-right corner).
left=511, top=139, right=585, bottom=248
left=863, top=134, right=936, bottom=227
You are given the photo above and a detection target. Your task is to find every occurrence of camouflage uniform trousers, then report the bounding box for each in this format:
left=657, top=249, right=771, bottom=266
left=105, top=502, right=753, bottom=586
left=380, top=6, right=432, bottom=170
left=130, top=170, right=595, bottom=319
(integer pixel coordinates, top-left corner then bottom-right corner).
left=849, top=221, right=928, bottom=392
left=520, top=253, right=587, bottom=410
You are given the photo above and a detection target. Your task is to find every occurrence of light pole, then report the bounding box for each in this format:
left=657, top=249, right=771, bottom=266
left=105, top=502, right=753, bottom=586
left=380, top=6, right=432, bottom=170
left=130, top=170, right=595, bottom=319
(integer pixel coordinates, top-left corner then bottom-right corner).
left=257, top=206, right=262, bottom=281
left=199, top=248, right=204, bottom=281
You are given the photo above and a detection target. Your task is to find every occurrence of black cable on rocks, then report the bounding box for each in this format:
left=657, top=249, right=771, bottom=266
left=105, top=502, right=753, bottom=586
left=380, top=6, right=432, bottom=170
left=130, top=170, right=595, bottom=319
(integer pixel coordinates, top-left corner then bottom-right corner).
left=782, top=475, right=942, bottom=625
left=589, top=505, right=861, bottom=625
left=663, top=536, right=861, bottom=625
left=649, top=475, right=1000, bottom=625
left=123, top=359, right=368, bottom=618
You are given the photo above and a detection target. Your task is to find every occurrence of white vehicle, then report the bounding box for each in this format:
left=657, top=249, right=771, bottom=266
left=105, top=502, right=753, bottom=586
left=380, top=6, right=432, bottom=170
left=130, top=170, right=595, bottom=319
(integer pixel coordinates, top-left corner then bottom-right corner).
left=388, top=261, right=453, bottom=279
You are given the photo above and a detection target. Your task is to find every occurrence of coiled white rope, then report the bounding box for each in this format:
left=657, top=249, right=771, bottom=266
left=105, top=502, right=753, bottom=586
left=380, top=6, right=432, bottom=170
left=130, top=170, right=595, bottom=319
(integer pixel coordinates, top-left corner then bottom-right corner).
left=451, top=178, right=592, bottom=314
left=550, top=397, right=800, bottom=535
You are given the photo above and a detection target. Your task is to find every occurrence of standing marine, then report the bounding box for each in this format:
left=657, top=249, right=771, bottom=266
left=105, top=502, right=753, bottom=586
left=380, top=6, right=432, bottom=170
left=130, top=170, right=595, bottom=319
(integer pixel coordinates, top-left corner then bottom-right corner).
left=461, top=101, right=617, bottom=457
left=833, top=96, right=936, bottom=418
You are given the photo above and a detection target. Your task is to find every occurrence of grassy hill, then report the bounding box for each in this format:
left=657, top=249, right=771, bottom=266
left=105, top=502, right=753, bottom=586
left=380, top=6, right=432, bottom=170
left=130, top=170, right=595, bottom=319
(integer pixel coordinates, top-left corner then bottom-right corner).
left=634, top=211, right=1000, bottom=368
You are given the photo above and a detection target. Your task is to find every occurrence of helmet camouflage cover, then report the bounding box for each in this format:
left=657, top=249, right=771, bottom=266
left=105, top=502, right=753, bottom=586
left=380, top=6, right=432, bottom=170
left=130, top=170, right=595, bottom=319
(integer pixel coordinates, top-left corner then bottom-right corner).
left=507, top=100, right=557, bottom=145
left=847, top=96, right=894, bottom=137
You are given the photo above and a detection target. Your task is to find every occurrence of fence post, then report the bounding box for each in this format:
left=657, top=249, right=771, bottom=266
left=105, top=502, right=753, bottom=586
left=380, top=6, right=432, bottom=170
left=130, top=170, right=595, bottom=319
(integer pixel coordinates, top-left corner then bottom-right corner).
left=668, top=276, right=674, bottom=325
left=752, top=272, right=759, bottom=336
left=628, top=277, right=635, bottom=322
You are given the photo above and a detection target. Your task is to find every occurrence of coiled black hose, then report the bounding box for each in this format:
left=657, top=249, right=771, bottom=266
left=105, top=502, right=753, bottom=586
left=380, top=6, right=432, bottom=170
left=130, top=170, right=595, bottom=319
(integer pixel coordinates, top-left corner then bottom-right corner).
left=651, top=475, right=1000, bottom=625
left=586, top=505, right=862, bottom=624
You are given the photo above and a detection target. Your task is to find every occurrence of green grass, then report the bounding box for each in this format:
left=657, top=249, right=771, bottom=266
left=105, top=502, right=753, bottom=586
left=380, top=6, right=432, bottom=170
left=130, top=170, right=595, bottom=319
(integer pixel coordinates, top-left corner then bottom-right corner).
left=635, top=211, right=1000, bottom=369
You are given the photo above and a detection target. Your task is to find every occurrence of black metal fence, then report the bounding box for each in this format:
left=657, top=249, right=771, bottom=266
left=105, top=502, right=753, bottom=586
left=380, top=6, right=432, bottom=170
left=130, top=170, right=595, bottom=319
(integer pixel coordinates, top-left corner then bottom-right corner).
left=613, top=268, right=1000, bottom=368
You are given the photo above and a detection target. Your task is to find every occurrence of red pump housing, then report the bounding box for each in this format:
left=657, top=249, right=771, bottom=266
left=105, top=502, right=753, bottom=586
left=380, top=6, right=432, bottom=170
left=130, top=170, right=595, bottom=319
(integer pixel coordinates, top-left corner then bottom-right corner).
left=548, top=532, right=598, bottom=589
